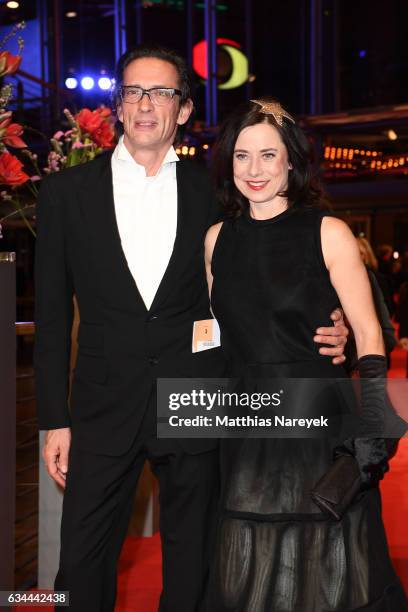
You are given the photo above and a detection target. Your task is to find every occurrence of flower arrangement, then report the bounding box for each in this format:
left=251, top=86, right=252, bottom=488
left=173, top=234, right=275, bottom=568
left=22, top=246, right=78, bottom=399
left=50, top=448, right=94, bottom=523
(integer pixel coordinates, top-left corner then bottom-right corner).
left=0, top=23, right=116, bottom=238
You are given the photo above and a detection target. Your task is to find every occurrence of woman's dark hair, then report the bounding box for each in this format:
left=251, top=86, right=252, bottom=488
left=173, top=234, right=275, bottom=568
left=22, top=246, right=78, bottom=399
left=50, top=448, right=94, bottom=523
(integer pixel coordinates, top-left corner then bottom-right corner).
left=212, top=98, right=329, bottom=218
left=112, top=45, right=193, bottom=143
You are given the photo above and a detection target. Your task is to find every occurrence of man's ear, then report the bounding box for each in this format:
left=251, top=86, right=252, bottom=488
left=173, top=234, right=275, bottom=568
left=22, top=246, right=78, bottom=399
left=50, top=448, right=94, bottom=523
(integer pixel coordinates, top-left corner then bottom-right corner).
left=177, top=98, right=194, bottom=126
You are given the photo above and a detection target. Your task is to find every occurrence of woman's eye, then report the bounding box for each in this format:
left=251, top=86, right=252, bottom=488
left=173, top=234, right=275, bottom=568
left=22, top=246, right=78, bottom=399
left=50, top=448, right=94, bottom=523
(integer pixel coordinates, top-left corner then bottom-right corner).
left=263, top=153, right=276, bottom=160
left=235, top=153, right=248, bottom=161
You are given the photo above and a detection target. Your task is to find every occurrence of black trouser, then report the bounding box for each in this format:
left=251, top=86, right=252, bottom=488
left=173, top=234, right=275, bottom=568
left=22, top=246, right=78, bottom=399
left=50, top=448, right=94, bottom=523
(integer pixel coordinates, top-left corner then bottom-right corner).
left=55, top=408, right=220, bottom=612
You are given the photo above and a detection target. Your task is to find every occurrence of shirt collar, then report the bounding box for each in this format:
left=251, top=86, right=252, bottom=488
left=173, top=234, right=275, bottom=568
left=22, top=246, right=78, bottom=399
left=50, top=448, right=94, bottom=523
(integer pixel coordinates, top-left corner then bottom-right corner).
left=115, top=135, right=179, bottom=176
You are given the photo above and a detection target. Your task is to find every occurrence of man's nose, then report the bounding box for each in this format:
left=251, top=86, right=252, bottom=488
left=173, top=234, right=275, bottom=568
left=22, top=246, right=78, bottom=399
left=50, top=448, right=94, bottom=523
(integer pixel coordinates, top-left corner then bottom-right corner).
left=138, top=92, right=154, bottom=111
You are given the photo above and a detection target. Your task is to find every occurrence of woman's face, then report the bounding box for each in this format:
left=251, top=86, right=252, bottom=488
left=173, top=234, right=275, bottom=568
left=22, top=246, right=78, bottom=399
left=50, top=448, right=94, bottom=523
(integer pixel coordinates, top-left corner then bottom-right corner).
left=233, top=122, right=292, bottom=208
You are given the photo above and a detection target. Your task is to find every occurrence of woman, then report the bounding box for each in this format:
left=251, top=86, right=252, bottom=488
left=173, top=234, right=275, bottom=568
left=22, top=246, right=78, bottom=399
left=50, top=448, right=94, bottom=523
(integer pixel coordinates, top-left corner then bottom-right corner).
left=205, top=99, right=407, bottom=611
left=396, top=280, right=408, bottom=351
left=357, top=236, right=395, bottom=318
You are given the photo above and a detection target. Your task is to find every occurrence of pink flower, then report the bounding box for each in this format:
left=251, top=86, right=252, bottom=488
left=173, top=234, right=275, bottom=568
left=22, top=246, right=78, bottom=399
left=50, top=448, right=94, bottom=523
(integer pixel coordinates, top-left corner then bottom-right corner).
left=47, top=151, right=61, bottom=171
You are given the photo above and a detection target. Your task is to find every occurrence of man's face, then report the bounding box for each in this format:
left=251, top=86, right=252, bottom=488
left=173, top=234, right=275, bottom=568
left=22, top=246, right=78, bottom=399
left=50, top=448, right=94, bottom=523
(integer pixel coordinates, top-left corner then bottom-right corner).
left=117, top=57, right=192, bottom=154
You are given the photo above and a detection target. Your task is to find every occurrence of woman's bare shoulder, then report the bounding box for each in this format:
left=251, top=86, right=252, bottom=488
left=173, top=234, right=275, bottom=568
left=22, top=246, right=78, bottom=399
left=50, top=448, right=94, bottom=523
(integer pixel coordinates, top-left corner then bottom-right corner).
left=321, top=216, right=360, bottom=268
left=321, top=215, right=352, bottom=238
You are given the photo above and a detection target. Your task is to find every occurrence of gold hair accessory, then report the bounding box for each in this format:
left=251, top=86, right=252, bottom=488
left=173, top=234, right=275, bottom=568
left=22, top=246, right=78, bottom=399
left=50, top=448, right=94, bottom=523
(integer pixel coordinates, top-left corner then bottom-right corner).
left=250, top=99, right=295, bottom=126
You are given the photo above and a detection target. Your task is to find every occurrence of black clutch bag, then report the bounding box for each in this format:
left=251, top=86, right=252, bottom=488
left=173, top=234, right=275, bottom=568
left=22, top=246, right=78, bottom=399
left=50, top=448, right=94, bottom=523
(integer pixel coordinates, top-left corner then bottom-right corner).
left=311, top=455, right=362, bottom=521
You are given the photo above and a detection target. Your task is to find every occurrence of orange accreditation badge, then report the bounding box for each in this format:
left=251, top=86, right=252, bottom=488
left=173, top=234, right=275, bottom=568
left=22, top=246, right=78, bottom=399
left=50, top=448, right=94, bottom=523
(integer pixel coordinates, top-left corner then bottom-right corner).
left=192, top=319, right=221, bottom=353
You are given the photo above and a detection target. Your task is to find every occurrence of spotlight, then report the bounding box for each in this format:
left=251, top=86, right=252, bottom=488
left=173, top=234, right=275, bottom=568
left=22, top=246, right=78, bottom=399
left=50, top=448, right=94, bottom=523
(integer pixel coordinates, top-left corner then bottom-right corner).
left=387, top=129, right=397, bottom=141
left=6, top=1, right=19, bottom=8
left=98, top=77, right=112, bottom=91
left=65, top=77, right=78, bottom=90
left=66, top=11, right=77, bottom=18
left=393, top=251, right=399, bottom=259
left=81, top=76, right=95, bottom=90
left=359, top=50, right=366, bottom=58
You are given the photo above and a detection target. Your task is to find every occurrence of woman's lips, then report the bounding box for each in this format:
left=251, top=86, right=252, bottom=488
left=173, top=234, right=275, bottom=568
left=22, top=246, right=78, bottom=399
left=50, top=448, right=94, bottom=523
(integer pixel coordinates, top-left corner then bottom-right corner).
left=245, top=180, right=268, bottom=191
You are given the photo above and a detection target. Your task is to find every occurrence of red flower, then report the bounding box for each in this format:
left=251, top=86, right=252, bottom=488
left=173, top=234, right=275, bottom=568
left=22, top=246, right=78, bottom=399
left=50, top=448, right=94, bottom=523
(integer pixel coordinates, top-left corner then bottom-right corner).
left=92, top=121, right=115, bottom=148
left=0, top=152, right=29, bottom=186
left=75, top=107, right=115, bottom=149
left=96, top=107, right=112, bottom=120
left=0, top=51, right=22, bottom=77
left=0, top=118, right=27, bottom=148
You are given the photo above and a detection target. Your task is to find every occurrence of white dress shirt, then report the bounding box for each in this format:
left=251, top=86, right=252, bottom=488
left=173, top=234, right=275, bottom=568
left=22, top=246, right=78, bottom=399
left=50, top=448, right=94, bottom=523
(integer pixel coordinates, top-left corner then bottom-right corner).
left=111, top=135, right=179, bottom=309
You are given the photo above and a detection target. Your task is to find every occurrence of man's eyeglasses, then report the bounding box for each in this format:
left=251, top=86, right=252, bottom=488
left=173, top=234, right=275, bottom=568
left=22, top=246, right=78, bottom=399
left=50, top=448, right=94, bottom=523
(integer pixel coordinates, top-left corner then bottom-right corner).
left=119, top=86, right=182, bottom=106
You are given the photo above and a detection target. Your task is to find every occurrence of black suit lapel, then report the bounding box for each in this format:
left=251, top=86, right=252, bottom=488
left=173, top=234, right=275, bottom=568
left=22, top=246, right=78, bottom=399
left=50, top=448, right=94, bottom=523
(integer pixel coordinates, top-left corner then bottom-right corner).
left=78, top=151, right=147, bottom=313
left=150, top=161, right=201, bottom=312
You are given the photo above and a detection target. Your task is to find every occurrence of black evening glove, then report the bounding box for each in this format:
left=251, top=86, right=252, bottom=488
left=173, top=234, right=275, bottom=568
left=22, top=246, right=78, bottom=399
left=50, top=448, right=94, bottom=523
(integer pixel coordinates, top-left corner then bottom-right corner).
left=311, top=354, right=390, bottom=520
left=335, top=354, right=389, bottom=486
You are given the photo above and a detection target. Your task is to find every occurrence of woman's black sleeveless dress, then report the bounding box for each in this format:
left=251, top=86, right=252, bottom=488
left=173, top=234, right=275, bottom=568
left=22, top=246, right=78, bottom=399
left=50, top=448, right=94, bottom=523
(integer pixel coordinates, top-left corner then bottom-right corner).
left=209, top=207, right=407, bottom=611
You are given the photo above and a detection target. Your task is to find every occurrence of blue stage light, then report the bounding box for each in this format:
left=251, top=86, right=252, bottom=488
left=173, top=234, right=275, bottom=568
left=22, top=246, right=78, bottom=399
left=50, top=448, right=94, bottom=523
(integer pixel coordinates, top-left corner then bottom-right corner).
left=65, top=77, right=78, bottom=90
left=98, top=77, right=112, bottom=90
left=359, top=50, right=367, bottom=58
left=81, top=76, right=95, bottom=90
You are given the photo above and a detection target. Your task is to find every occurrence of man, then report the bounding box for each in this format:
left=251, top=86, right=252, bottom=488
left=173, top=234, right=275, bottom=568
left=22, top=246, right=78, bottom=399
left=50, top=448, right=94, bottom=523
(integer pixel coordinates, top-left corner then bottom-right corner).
left=35, top=46, right=348, bottom=611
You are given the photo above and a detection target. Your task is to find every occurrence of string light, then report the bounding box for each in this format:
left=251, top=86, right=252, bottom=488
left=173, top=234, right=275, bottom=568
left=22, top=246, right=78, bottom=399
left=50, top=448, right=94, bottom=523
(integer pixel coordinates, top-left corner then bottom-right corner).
left=323, top=143, right=408, bottom=175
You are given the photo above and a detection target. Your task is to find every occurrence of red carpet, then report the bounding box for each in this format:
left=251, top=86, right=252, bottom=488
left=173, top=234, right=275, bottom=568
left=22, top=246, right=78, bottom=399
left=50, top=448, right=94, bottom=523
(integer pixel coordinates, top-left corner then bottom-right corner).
left=117, top=453, right=408, bottom=612
left=115, top=534, right=162, bottom=611
left=114, top=346, right=408, bottom=611
left=379, top=345, right=408, bottom=597
left=14, top=347, right=408, bottom=611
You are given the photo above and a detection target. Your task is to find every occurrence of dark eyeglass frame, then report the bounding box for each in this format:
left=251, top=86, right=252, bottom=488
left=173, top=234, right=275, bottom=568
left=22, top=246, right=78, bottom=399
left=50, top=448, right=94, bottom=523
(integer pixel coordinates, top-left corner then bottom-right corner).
left=119, top=86, right=182, bottom=105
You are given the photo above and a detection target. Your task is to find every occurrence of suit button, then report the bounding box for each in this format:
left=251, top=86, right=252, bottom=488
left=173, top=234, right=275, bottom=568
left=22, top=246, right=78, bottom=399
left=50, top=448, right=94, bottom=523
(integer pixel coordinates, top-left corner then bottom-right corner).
left=149, top=357, right=159, bottom=365
left=147, top=314, right=159, bottom=322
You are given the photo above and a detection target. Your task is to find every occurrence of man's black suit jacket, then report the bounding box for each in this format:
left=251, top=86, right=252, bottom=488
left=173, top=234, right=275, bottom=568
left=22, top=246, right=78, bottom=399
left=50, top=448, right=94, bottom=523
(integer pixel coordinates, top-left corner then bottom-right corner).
left=34, top=150, right=225, bottom=456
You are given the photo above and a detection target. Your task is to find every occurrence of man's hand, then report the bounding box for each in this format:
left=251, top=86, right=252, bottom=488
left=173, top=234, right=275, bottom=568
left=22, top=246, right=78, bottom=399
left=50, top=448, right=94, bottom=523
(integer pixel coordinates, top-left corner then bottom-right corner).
left=42, top=427, right=71, bottom=489
left=400, top=338, right=408, bottom=351
left=314, top=308, right=349, bottom=365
